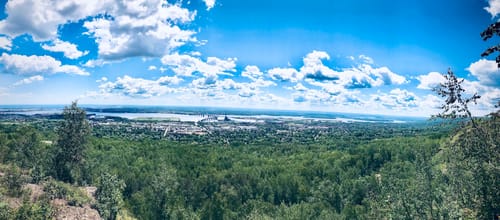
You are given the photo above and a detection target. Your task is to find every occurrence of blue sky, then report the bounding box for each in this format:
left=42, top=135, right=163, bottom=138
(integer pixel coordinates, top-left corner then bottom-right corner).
left=0, top=0, right=499, bottom=116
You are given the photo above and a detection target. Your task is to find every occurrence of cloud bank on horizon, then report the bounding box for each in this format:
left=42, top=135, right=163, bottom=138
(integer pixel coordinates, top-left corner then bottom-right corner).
left=0, top=0, right=499, bottom=117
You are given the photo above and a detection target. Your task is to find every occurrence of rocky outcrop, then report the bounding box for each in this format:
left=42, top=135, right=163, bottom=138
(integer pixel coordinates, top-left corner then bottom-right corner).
left=20, top=183, right=102, bottom=220
left=52, top=199, right=101, bottom=220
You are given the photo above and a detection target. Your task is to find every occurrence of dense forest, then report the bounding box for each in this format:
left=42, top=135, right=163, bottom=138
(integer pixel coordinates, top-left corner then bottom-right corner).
left=1, top=0, right=500, bottom=219
left=1, top=26, right=500, bottom=220
left=0, top=97, right=498, bottom=219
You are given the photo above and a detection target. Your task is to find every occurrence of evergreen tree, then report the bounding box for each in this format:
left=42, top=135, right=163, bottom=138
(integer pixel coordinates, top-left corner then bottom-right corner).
left=52, top=101, right=90, bottom=184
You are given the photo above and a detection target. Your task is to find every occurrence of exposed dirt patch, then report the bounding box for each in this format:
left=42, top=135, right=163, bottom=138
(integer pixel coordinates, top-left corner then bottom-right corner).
left=4, top=182, right=102, bottom=220
left=83, top=186, right=97, bottom=203
left=24, top=183, right=44, bottom=202
left=48, top=188, right=101, bottom=220
left=53, top=203, right=101, bottom=220
left=3, top=197, right=22, bottom=209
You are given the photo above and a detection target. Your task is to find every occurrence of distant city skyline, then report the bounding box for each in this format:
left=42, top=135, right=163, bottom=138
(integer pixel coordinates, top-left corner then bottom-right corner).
left=0, top=0, right=499, bottom=116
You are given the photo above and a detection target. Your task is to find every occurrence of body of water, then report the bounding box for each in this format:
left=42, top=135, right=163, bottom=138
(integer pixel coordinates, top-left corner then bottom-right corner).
left=0, top=105, right=427, bottom=123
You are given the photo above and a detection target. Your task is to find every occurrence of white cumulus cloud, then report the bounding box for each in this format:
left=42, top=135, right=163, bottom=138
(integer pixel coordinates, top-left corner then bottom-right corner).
left=238, top=88, right=256, bottom=98
left=191, top=74, right=218, bottom=89
left=13, top=75, right=44, bottom=86
left=416, top=72, right=446, bottom=90
left=416, top=68, right=500, bottom=114
left=161, top=53, right=236, bottom=77
left=485, top=0, right=500, bottom=17
left=268, top=51, right=406, bottom=89
left=42, top=39, right=89, bottom=59
left=157, top=75, right=182, bottom=85
left=0, top=36, right=12, bottom=51
left=467, top=59, right=500, bottom=87
left=83, top=2, right=197, bottom=60
left=0, top=53, right=89, bottom=76
left=99, top=75, right=180, bottom=98
left=83, top=59, right=108, bottom=68
left=292, top=83, right=308, bottom=92
left=300, top=50, right=340, bottom=81
left=359, top=54, right=374, bottom=64
left=0, top=0, right=201, bottom=61
left=217, top=79, right=242, bottom=90
left=462, top=80, right=500, bottom=109
left=96, top=77, right=108, bottom=83
left=371, top=89, right=418, bottom=109
left=0, top=0, right=113, bottom=41
left=268, top=67, right=303, bottom=82
left=203, top=0, right=216, bottom=10
left=241, top=65, right=264, bottom=81
left=345, top=64, right=406, bottom=88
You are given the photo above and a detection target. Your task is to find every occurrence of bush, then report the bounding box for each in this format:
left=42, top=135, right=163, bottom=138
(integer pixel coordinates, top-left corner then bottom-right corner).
left=1, top=165, right=25, bottom=197
left=14, top=196, right=54, bottom=220
left=95, top=172, right=126, bottom=220
left=0, top=202, right=13, bottom=220
left=42, top=179, right=91, bottom=207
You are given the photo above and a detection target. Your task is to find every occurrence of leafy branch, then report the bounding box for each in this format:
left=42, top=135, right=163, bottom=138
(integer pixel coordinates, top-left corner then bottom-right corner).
left=481, top=22, right=500, bottom=67
left=432, top=68, right=480, bottom=127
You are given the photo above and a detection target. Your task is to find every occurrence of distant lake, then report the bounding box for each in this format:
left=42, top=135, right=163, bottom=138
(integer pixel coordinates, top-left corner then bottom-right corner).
left=0, top=105, right=427, bottom=123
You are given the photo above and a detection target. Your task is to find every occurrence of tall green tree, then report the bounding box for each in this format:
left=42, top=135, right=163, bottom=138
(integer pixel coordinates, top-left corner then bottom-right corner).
left=52, top=101, right=90, bottom=184
left=434, top=69, right=499, bottom=219
left=444, top=115, right=500, bottom=219
left=149, top=166, right=179, bottom=219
